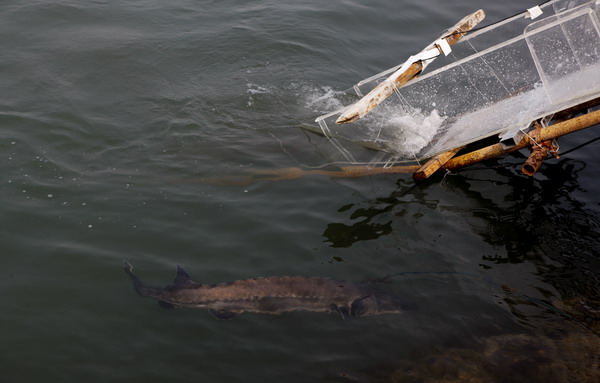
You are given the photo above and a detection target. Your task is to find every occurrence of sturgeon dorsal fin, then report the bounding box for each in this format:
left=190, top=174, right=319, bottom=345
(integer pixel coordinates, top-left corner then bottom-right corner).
left=173, top=264, right=194, bottom=286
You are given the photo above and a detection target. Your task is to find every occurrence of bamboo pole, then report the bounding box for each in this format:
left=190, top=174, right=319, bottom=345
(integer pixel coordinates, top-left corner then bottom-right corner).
left=413, top=146, right=464, bottom=180
left=335, top=10, right=485, bottom=125
left=207, top=164, right=421, bottom=186
left=208, top=108, right=600, bottom=186
left=444, top=108, right=600, bottom=171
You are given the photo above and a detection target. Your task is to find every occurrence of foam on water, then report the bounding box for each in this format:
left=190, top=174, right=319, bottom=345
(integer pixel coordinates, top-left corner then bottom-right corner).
left=246, top=83, right=272, bottom=107
left=303, top=85, right=346, bottom=113
left=247, top=83, right=272, bottom=95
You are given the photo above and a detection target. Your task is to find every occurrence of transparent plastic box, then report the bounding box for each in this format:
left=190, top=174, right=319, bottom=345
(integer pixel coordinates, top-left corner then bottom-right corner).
left=316, top=0, right=600, bottom=165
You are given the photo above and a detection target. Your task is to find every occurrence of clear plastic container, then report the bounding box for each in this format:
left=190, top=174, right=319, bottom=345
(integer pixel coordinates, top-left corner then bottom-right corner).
left=316, top=0, right=600, bottom=165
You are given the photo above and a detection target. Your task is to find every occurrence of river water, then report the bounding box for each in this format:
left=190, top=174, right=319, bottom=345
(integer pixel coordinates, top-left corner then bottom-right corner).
left=1, top=1, right=599, bottom=382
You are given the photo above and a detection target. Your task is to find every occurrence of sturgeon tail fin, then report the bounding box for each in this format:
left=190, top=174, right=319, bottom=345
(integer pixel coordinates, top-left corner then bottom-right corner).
left=123, top=261, right=162, bottom=297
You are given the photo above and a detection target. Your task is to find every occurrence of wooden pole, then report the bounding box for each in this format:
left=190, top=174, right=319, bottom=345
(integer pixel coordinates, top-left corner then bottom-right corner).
left=335, top=10, right=485, bottom=125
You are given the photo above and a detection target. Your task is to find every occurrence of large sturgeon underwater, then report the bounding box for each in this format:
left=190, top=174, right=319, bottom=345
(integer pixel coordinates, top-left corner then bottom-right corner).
left=124, top=261, right=404, bottom=319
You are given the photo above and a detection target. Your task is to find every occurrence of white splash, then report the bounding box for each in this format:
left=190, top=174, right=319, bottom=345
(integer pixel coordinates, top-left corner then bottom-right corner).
left=303, top=85, right=345, bottom=113
left=376, top=108, right=446, bottom=157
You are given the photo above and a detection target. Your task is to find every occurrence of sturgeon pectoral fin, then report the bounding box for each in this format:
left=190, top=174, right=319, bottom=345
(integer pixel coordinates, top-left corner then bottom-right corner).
left=350, top=296, right=371, bottom=317
left=208, top=309, right=238, bottom=320
left=330, top=304, right=350, bottom=320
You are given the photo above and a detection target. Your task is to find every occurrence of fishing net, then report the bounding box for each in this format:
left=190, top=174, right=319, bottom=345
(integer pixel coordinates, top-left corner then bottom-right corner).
left=315, top=0, right=600, bottom=165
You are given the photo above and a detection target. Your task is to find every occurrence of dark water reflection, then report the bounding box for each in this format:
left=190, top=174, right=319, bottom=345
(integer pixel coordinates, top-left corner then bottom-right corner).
left=323, top=156, right=600, bottom=381
left=323, top=180, right=433, bottom=248
left=448, top=159, right=599, bottom=313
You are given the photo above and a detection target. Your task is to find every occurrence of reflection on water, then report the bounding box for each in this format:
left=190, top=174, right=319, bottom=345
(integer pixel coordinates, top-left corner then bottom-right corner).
left=323, top=156, right=600, bottom=381
left=448, top=158, right=600, bottom=330
left=323, top=207, right=393, bottom=248
left=323, top=181, right=429, bottom=248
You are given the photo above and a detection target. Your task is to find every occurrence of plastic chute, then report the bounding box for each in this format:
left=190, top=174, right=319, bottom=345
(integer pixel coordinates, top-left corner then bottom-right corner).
left=315, top=0, right=600, bottom=166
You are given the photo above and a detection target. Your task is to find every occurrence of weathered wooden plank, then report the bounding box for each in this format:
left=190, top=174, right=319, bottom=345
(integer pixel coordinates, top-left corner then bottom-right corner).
left=335, top=9, right=485, bottom=125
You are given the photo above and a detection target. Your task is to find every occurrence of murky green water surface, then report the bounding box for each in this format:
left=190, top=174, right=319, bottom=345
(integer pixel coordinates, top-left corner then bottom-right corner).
left=1, top=1, right=599, bottom=382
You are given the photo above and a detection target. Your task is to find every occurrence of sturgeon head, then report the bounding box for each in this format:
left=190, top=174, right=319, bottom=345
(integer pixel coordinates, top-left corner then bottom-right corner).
left=124, top=261, right=403, bottom=320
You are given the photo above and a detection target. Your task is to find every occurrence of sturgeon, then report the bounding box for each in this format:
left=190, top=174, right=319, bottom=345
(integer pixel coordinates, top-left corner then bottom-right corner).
left=124, top=261, right=404, bottom=320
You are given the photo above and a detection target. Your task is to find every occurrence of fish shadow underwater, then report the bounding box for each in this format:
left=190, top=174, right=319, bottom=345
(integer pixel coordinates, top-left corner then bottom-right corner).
left=124, top=261, right=406, bottom=320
